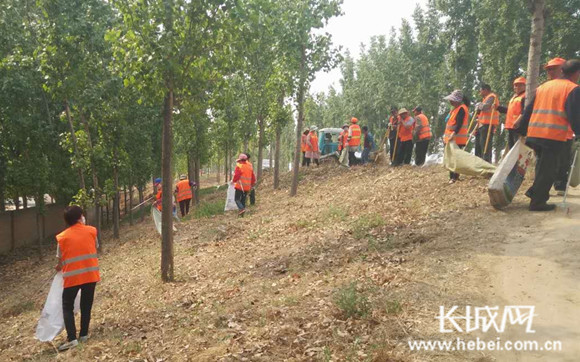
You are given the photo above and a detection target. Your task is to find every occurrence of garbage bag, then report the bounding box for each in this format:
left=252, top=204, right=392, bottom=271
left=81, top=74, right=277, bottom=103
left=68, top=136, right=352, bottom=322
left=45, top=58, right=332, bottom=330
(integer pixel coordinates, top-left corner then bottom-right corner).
left=423, top=153, right=443, bottom=167
left=488, top=139, right=534, bottom=209
left=35, top=272, right=80, bottom=342
left=570, top=141, right=580, bottom=188
left=224, top=184, right=238, bottom=211
left=443, top=141, right=496, bottom=177
left=151, top=206, right=177, bottom=236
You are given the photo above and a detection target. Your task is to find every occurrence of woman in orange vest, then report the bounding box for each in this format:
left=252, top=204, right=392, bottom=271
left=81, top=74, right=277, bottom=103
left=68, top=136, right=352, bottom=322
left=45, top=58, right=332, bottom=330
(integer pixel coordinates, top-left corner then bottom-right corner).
left=153, top=178, right=163, bottom=211
left=347, top=117, right=361, bottom=166
left=174, top=175, right=195, bottom=217
left=55, top=205, right=100, bottom=351
left=443, top=90, right=470, bottom=183
left=306, top=126, right=320, bottom=166
left=301, top=128, right=309, bottom=166
left=412, top=106, right=432, bottom=166
left=338, top=124, right=349, bottom=167
left=393, top=108, right=415, bottom=166
left=388, top=107, right=399, bottom=161
left=474, top=84, right=499, bottom=162
left=232, top=153, right=256, bottom=217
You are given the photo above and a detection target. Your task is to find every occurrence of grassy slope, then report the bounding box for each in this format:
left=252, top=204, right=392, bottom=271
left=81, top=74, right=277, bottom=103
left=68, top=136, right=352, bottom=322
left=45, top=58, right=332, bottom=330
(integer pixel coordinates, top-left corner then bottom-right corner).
left=0, top=164, right=528, bottom=361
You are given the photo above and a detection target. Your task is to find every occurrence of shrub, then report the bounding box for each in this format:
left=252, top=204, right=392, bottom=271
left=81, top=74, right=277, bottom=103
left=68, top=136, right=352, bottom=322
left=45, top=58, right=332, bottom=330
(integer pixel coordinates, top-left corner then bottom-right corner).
left=334, top=282, right=371, bottom=319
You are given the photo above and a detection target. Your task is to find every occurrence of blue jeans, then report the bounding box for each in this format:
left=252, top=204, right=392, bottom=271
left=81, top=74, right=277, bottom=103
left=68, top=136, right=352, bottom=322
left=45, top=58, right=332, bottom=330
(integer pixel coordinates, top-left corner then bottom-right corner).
left=235, top=189, right=247, bottom=210
left=362, top=148, right=371, bottom=164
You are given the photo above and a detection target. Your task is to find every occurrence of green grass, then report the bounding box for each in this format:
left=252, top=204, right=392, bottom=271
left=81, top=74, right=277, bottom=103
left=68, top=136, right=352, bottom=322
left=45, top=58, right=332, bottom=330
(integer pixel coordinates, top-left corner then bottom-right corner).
left=352, top=214, right=385, bottom=240
left=384, top=299, right=402, bottom=315
left=324, top=205, right=349, bottom=221
left=197, top=184, right=228, bottom=197
left=333, top=282, right=371, bottom=319
left=193, top=200, right=225, bottom=218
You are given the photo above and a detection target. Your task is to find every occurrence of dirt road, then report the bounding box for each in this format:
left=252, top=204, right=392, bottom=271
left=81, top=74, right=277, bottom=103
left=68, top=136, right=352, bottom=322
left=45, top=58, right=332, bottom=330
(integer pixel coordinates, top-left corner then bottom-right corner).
left=475, top=189, right=580, bottom=362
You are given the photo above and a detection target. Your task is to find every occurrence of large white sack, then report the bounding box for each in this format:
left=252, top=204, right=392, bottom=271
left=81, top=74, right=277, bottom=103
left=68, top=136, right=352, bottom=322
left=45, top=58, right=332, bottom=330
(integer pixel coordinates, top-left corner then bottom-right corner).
left=224, top=184, right=238, bottom=211
left=488, top=139, right=534, bottom=209
left=423, top=153, right=443, bottom=167
left=443, top=141, right=496, bottom=177
left=151, top=207, right=177, bottom=236
left=35, top=272, right=80, bottom=342
left=570, top=141, right=580, bottom=188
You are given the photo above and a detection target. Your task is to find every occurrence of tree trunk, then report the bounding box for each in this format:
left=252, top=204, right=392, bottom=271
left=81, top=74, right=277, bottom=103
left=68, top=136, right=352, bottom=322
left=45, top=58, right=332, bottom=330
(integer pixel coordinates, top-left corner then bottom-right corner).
left=22, top=196, right=27, bottom=209
left=139, top=186, right=145, bottom=222
left=124, top=187, right=128, bottom=217
left=14, top=196, right=20, bottom=210
left=0, top=153, right=5, bottom=212
left=64, top=100, right=86, bottom=190
left=274, top=124, right=282, bottom=189
left=269, top=141, right=273, bottom=173
left=80, top=112, right=101, bottom=242
left=290, top=49, right=308, bottom=197
left=257, top=115, right=264, bottom=181
left=161, top=88, right=174, bottom=282
left=216, top=160, right=220, bottom=184
left=525, top=0, right=546, bottom=107
left=35, top=194, right=45, bottom=259
left=113, top=150, right=120, bottom=239
left=129, top=185, right=134, bottom=226
left=194, top=157, right=201, bottom=205
left=105, top=196, right=109, bottom=226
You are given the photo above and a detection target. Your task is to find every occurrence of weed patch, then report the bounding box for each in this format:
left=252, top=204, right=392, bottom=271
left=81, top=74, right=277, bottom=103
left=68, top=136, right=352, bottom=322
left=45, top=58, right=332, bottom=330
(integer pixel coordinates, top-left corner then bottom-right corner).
left=194, top=200, right=225, bottom=218
left=352, top=214, right=385, bottom=240
left=333, top=282, right=371, bottom=319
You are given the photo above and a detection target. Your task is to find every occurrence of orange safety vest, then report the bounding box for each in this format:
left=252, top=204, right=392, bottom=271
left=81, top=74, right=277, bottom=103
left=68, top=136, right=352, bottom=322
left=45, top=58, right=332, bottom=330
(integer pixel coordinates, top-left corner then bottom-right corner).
left=303, top=132, right=312, bottom=152
left=338, top=130, right=348, bottom=151
left=415, top=113, right=432, bottom=140
left=235, top=162, right=253, bottom=192
left=301, top=134, right=307, bottom=152
left=444, top=104, right=469, bottom=145
left=175, top=179, right=193, bottom=202
left=528, top=79, right=578, bottom=142
left=348, top=124, right=361, bottom=146
left=308, top=132, right=319, bottom=152
left=505, top=93, right=525, bottom=130
left=478, top=93, right=500, bottom=126
left=156, top=190, right=163, bottom=211
left=398, top=116, right=415, bottom=142
left=56, top=223, right=100, bottom=288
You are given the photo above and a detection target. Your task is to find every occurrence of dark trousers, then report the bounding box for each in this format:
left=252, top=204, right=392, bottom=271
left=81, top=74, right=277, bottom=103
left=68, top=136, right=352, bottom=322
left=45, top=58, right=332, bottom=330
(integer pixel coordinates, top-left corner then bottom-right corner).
left=235, top=189, right=247, bottom=210
left=414, top=139, right=429, bottom=166
left=554, top=139, right=573, bottom=191
left=304, top=157, right=319, bottom=167
left=389, top=137, right=397, bottom=161
left=529, top=144, right=562, bottom=206
left=361, top=148, right=371, bottom=164
left=301, top=152, right=307, bottom=166
left=507, top=129, right=518, bottom=150
left=63, top=282, right=96, bottom=342
left=394, top=140, right=413, bottom=165
left=450, top=145, right=465, bottom=180
left=475, top=125, right=494, bottom=162
left=179, top=198, right=191, bottom=217
left=249, top=188, right=255, bottom=205
left=348, top=151, right=357, bottom=166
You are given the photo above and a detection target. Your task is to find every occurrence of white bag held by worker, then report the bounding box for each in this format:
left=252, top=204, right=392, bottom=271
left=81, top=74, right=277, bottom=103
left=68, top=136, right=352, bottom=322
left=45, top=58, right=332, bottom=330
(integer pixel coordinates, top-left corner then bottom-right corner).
left=35, top=272, right=80, bottom=342
left=443, top=141, right=496, bottom=177
left=423, top=153, right=443, bottom=167
left=151, top=206, right=177, bottom=235
left=224, top=183, right=238, bottom=212
left=488, top=139, right=534, bottom=209
left=570, top=141, right=580, bottom=188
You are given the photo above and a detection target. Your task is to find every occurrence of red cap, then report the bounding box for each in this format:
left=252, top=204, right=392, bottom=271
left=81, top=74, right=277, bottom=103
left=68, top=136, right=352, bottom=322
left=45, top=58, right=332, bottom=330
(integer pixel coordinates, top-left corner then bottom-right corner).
left=544, top=57, right=566, bottom=69
left=351, top=117, right=358, bottom=124
left=513, top=77, right=526, bottom=85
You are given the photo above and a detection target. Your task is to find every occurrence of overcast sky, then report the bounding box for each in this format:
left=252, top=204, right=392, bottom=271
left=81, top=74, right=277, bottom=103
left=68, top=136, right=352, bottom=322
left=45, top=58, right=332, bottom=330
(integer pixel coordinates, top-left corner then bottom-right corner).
left=310, top=0, right=428, bottom=94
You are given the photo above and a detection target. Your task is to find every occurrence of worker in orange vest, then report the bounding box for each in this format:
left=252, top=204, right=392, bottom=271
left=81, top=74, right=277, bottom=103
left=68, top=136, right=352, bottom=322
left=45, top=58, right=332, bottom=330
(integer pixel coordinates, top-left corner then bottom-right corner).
left=516, top=59, right=580, bottom=211
left=388, top=107, right=399, bottom=161
left=244, top=153, right=256, bottom=205
left=55, top=205, right=100, bottom=351
left=443, top=90, right=470, bottom=183
left=500, top=77, right=527, bottom=150
left=338, top=124, right=349, bottom=167
left=412, top=106, right=432, bottom=166
left=393, top=108, right=415, bottom=166
left=174, top=175, right=195, bottom=217
left=232, top=153, right=256, bottom=217
left=306, top=126, right=320, bottom=166
left=301, top=128, right=309, bottom=166
left=153, top=178, right=163, bottom=211
left=474, top=84, right=499, bottom=162
left=347, top=117, right=361, bottom=166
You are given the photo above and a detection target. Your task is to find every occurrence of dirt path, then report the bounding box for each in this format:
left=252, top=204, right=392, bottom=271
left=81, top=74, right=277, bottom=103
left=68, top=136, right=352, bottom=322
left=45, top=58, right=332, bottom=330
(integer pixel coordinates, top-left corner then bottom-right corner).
left=475, top=188, right=580, bottom=362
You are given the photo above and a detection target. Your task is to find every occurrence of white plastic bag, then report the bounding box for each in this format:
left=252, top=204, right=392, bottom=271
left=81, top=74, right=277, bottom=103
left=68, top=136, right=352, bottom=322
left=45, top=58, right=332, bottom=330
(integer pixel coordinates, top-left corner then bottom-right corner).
left=151, top=207, right=177, bottom=236
left=224, top=184, right=238, bottom=211
left=35, top=272, right=80, bottom=342
left=488, top=139, right=534, bottom=209
left=422, top=153, right=443, bottom=167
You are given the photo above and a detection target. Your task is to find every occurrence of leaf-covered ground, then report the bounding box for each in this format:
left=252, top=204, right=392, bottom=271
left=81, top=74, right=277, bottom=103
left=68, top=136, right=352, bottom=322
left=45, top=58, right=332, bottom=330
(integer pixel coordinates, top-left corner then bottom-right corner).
left=0, top=163, right=538, bottom=361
